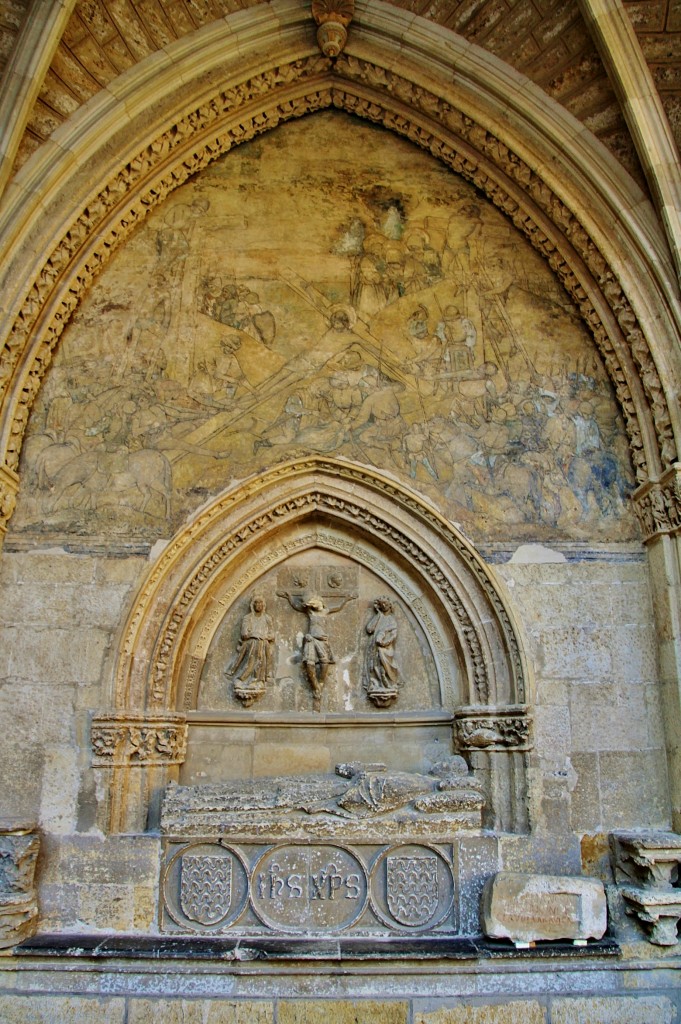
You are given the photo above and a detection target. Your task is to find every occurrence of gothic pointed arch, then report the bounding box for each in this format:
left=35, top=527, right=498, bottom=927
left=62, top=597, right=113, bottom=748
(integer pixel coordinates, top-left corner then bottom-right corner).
left=0, top=2, right=679, bottom=535
left=94, top=458, right=532, bottom=835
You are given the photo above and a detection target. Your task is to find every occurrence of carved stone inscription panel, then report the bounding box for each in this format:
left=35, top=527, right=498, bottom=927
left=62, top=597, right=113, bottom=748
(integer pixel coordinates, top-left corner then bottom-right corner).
left=161, top=840, right=457, bottom=936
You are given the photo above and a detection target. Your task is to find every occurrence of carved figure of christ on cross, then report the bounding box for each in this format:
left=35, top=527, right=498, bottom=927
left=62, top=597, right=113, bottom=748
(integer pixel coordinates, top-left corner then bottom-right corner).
left=278, top=590, right=356, bottom=710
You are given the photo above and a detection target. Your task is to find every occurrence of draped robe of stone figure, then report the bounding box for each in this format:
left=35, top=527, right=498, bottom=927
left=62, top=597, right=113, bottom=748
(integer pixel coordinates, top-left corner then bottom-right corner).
left=364, top=596, right=400, bottom=699
left=228, top=596, right=275, bottom=689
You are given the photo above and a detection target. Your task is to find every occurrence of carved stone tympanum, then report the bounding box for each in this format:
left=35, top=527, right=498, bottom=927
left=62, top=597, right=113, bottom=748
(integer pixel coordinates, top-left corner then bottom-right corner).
left=0, top=823, right=40, bottom=951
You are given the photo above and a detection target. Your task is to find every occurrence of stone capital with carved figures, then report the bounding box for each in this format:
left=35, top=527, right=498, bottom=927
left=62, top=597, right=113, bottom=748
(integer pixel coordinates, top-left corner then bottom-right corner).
left=91, top=712, right=188, bottom=767
left=0, top=822, right=40, bottom=951
left=633, top=464, right=681, bottom=542
left=454, top=705, right=533, bottom=752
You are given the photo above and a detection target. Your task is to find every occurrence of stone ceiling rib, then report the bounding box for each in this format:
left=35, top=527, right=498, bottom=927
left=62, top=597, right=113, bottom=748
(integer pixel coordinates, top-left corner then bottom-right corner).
left=580, top=0, right=681, bottom=286
left=6, top=0, right=652, bottom=190
left=0, top=0, right=77, bottom=198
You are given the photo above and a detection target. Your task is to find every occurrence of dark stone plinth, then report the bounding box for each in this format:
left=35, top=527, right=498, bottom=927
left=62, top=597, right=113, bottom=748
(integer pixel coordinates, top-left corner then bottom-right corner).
left=15, top=933, right=620, bottom=962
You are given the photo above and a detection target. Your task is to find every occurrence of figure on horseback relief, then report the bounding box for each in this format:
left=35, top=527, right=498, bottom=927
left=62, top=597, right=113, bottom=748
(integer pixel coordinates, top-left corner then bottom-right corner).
left=12, top=113, right=637, bottom=547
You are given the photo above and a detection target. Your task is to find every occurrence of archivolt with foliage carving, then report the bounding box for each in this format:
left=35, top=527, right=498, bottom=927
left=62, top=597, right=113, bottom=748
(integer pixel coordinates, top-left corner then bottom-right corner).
left=0, top=52, right=675, bottom=520
left=113, top=459, right=527, bottom=716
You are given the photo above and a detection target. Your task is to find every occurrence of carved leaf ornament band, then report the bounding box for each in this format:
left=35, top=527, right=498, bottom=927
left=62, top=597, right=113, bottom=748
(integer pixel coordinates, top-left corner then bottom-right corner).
left=0, top=51, right=675, bottom=516
left=91, top=714, right=187, bottom=767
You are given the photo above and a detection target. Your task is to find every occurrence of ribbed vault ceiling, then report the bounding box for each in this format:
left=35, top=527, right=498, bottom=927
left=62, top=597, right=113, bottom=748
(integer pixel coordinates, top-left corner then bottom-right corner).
left=0, top=0, right=679, bottom=193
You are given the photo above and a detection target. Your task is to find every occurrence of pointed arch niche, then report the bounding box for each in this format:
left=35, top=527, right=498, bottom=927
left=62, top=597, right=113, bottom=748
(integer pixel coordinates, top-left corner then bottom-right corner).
left=94, top=458, right=531, bottom=836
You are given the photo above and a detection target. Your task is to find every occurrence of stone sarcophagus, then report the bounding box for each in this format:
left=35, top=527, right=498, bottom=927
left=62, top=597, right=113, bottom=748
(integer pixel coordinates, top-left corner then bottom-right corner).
left=160, top=757, right=484, bottom=938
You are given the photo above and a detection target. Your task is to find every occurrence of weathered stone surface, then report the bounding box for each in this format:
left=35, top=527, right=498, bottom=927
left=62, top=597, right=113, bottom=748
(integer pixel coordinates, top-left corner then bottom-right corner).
left=413, top=1003, right=546, bottom=1024
left=127, top=999, right=274, bottom=1023
left=278, top=1001, right=409, bottom=1024
left=550, top=995, right=676, bottom=1024
left=0, top=826, right=39, bottom=951
left=0, top=995, right=126, bottom=1022
left=161, top=758, right=485, bottom=840
left=481, top=872, right=607, bottom=943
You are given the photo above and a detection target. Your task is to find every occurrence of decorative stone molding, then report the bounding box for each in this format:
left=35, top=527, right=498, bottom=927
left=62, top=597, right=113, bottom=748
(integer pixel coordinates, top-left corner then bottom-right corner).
left=632, top=464, right=681, bottom=541
left=611, top=830, right=681, bottom=889
left=0, top=462, right=18, bottom=536
left=0, top=49, right=675, bottom=501
left=312, top=0, right=354, bottom=57
left=91, top=713, right=188, bottom=767
left=0, top=822, right=39, bottom=951
left=454, top=706, right=533, bottom=752
left=610, top=830, right=681, bottom=946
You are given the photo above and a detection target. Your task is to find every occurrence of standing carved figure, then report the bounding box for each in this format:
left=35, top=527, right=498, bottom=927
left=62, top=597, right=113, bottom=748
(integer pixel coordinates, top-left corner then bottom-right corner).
left=279, top=591, right=355, bottom=710
left=227, top=596, right=275, bottom=706
left=364, top=596, right=401, bottom=707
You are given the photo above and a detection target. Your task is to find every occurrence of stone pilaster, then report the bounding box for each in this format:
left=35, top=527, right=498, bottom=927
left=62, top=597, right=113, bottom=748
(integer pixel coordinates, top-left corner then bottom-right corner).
left=634, top=467, right=681, bottom=830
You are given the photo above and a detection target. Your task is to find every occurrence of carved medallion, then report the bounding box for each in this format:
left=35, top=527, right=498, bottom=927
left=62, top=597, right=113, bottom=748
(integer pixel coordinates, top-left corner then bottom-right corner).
left=163, top=843, right=249, bottom=931
left=251, top=844, right=368, bottom=933
left=370, top=844, right=455, bottom=931
left=180, top=853, right=232, bottom=926
left=386, top=853, right=439, bottom=926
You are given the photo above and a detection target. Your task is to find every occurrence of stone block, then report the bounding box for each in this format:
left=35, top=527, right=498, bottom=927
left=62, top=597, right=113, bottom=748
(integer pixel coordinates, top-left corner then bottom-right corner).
left=1, top=625, right=109, bottom=684
left=414, top=1003, right=546, bottom=1024
left=455, top=834, right=500, bottom=935
left=481, top=872, right=607, bottom=944
left=0, top=551, right=95, bottom=586
left=609, top=625, right=658, bottom=683
left=536, top=626, right=612, bottom=679
left=599, top=751, right=671, bottom=828
left=278, top=1002, right=409, bottom=1024
left=533, top=705, right=571, bottom=756
left=94, top=555, right=147, bottom=584
left=127, top=1000, right=274, bottom=1023
left=77, top=883, right=135, bottom=931
left=569, top=684, right=650, bottom=753
left=499, top=834, right=582, bottom=876
left=568, top=752, right=601, bottom=831
left=50, top=834, right=160, bottom=885
left=550, top=995, right=676, bottom=1024
left=252, top=743, right=331, bottom=777
left=0, top=995, right=125, bottom=1022
left=38, top=744, right=80, bottom=834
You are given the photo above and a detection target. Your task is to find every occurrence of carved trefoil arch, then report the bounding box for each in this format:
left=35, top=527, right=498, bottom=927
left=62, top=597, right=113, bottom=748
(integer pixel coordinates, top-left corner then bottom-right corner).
left=93, top=458, right=532, bottom=836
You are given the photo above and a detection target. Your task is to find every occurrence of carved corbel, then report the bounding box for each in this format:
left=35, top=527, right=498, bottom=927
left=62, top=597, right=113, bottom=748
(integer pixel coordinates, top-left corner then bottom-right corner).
left=311, top=0, right=354, bottom=57
left=0, top=463, right=19, bottom=537
left=454, top=705, right=533, bottom=751
left=0, top=823, right=39, bottom=951
left=91, top=712, right=188, bottom=767
left=610, top=830, right=681, bottom=945
left=632, top=464, right=681, bottom=542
